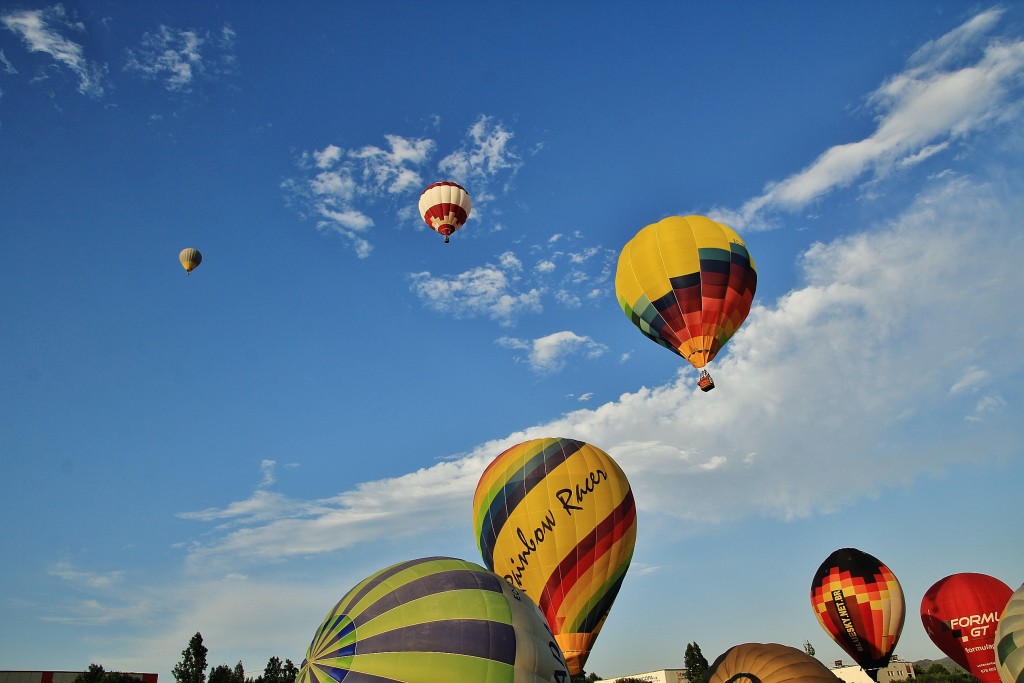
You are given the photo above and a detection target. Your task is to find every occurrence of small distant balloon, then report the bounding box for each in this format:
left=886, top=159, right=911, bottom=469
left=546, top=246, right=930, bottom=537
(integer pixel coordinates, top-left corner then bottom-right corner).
left=179, top=248, right=202, bottom=275
left=296, top=556, right=570, bottom=683
left=706, top=643, right=843, bottom=683
left=810, top=548, right=905, bottom=681
left=995, top=582, right=1024, bottom=683
left=419, top=181, right=471, bottom=243
left=921, top=573, right=1012, bottom=683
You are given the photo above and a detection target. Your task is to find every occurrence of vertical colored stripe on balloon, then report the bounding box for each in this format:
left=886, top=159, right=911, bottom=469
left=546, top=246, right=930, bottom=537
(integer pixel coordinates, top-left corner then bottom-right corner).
left=476, top=439, right=585, bottom=567
left=540, top=491, right=636, bottom=630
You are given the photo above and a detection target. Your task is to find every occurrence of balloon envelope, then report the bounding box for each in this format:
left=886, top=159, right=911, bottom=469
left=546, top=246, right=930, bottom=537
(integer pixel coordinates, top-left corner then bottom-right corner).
left=297, top=556, right=570, bottom=683
left=995, top=583, right=1024, bottom=683
left=473, top=437, right=636, bottom=676
left=419, top=181, right=471, bottom=241
left=179, top=248, right=202, bottom=274
left=921, top=573, right=1012, bottom=683
left=615, top=215, right=757, bottom=370
left=810, top=548, right=905, bottom=681
left=706, top=642, right=843, bottom=683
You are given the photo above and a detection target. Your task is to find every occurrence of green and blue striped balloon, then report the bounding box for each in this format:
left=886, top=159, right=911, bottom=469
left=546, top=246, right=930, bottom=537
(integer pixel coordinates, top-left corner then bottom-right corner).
left=996, top=583, right=1024, bottom=683
left=297, top=556, right=570, bottom=683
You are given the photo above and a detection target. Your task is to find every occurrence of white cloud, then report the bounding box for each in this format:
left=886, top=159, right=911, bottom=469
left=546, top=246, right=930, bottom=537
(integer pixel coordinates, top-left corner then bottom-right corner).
left=967, top=393, right=1007, bottom=422
left=717, top=8, right=1024, bottom=230
left=124, top=23, right=236, bottom=92
left=409, top=235, right=616, bottom=326
left=181, top=455, right=487, bottom=567
left=409, top=264, right=542, bottom=326
left=536, top=260, right=556, bottom=273
left=183, top=172, right=1023, bottom=567
left=313, top=144, right=343, bottom=169
left=439, top=115, right=522, bottom=193
left=49, top=560, right=125, bottom=590
left=258, top=460, right=276, bottom=488
left=350, top=134, right=434, bottom=194
left=949, top=366, right=989, bottom=395
left=285, top=118, right=530, bottom=256
left=1, top=5, right=105, bottom=96
left=496, top=331, right=608, bottom=373
left=0, top=49, right=16, bottom=74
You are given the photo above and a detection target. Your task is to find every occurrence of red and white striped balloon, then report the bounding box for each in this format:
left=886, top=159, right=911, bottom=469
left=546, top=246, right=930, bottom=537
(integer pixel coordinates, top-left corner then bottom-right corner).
left=419, top=181, right=471, bottom=243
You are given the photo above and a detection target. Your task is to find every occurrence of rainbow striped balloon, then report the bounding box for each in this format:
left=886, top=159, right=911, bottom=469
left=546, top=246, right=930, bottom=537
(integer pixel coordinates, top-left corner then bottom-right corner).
left=615, top=214, right=757, bottom=370
left=473, top=438, right=636, bottom=676
left=297, top=556, right=569, bottom=683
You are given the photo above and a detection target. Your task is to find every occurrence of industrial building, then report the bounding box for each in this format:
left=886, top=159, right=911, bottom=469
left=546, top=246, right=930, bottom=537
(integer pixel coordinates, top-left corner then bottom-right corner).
left=0, top=673, right=157, bottom=683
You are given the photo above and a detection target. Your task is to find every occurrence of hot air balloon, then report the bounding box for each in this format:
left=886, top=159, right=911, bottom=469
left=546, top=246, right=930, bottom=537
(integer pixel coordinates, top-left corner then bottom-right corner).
left=706, top=643, right=843, bottom=683
left=995, top=582, right=1024, bottom=683
left=615, top=215, right=757, bottom=391
left=473, top=437, right=636, bottom=676
left=419, top=181, right=471, bottom=243
left=297, top=556, right=570, bottom=683
left=810, top=548, right=906, bottom=681
left=179, top=248, right=202, bottom=275
left=922, top=573, right=1013, bottom=683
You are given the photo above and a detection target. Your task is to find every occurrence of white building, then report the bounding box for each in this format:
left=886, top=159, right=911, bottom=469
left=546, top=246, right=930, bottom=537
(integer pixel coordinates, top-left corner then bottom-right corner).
left=595, top=669, right=688, bottom=683
left=829, top=656, right=916, bottom=683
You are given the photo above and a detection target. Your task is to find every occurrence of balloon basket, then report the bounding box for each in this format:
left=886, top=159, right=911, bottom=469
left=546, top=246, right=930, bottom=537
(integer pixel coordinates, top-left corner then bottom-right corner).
left=698, top=372, right=715, bottom=392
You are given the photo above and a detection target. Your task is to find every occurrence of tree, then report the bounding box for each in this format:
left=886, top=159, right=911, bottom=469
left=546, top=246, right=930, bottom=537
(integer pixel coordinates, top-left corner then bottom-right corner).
left=803, top=640, right=816, bottom=658
left=73, top=665, right=146, bottom=683
left=74, top=665, right=107, bottom=683
left=685, top=642, right=710, bottom=683
left=912, top=663, right=975, bottom=683
left=209, top=665, right=233, bottom=683
left=173, top=632, right=209, bottom=683
left=253, top=657, right=298, bottom=683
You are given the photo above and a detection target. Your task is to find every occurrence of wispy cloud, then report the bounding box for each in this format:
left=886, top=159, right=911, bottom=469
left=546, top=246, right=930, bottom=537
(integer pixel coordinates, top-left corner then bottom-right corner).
left=408, top=252, right=543, bottom=326
left=180, top=454, right=488, bottom=568
left=0, top=49, right=16, bottom=75
left=496, top=331, right=608, bottom=373
left=949, top=366, right=989, bottom=395
left=439, top=115, right=523, bottom=201
left=1, top=4, right=106, bottom=97
left=49, top=559, right=125, bottom=589
left=284, top=116, right=526, bottom=257
left=716, top=7, right=1024, bottom=230
left=409, top=234, right=616, bottom=326
left=182, top=171, right=1023, bottom=568
left=124, top=24, right=236, bottom=92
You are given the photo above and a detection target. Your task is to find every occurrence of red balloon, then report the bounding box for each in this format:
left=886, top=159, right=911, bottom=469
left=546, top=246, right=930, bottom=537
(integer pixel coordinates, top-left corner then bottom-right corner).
left=921, top=573, right=1013, bottom=683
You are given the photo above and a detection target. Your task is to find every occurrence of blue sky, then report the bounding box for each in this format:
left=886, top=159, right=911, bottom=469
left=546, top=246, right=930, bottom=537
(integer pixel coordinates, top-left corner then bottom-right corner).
left=1, top=2, right=1023, bottom=680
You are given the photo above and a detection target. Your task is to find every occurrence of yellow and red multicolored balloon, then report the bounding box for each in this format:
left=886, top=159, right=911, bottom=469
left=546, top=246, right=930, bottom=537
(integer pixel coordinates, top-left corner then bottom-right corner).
left=297, top=556, right=570, bottom=683
left=810, top=548, right=906, bottom=681
left=921, top=573, right=1012, bottom=683
left=179, top=248, right=202, bottom=275
left=473, top=437, right=636, bottom=676
left=995, top=582, right=1024, bottom=683
left=615, top=215, right=756, bottom=390
left=419, top=181, right=471, bottom=243
left=706, top=643, right=843, bottom=683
